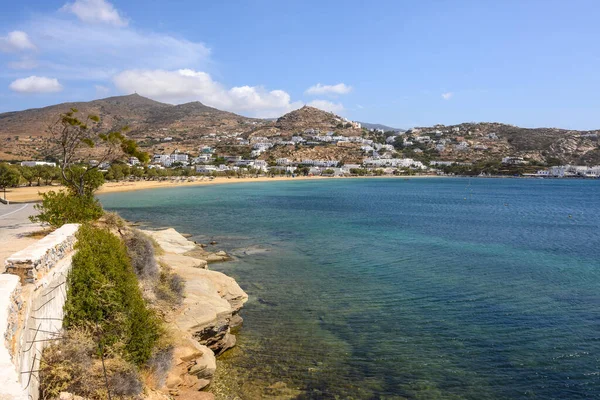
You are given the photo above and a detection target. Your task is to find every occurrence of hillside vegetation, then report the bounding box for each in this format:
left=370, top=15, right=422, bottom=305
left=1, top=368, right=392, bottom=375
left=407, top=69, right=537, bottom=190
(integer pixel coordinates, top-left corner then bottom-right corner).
left=1, top=94, right=598, bottom=165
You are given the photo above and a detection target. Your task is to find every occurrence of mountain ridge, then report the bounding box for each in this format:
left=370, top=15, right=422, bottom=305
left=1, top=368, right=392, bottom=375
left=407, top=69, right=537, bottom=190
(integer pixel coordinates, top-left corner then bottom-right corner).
left=0, top=94, right=598, bottom=165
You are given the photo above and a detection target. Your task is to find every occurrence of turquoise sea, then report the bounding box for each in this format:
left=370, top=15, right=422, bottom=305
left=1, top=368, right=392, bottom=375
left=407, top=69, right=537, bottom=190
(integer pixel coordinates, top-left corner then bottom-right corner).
left=100, top=178, right=600, bottom=399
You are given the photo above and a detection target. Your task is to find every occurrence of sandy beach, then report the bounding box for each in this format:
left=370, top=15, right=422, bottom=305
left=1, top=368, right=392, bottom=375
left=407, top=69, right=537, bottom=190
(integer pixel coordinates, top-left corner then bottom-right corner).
left=3, top=175, right=439, bottom=203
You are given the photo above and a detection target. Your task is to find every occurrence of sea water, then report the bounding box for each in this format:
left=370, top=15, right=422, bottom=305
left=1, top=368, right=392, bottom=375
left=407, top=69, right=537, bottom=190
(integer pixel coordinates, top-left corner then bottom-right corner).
left=100, top=178, right=600, bottom=399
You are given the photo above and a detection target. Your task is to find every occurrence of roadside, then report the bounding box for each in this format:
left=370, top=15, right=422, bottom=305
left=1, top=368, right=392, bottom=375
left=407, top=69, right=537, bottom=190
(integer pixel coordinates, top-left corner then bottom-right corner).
left=0, top=203, right=43, bottom=272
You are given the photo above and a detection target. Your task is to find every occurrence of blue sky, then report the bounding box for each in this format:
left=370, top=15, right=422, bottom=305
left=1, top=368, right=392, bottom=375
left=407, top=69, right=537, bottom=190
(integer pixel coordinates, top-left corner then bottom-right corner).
left=1, top=0, right=599, bottom=129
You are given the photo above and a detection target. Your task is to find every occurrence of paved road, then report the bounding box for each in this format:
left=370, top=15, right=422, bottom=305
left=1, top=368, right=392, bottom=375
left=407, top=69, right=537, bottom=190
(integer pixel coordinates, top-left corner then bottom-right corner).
left=0, top=203, right=37, bottom=228
left=0, top=203, right=41, bottom=271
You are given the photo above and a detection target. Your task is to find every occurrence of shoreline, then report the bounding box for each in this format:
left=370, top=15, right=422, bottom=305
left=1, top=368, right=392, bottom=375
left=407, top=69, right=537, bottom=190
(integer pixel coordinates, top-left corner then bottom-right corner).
left=5, top=174, right=595, bottom=203
left=4, top=175, right=441, bottom=203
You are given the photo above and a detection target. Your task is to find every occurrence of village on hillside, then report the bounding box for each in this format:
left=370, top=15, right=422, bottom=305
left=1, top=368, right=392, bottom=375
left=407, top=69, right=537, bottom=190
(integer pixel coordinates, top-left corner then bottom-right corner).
left=2, top=96, right=600, bottom=179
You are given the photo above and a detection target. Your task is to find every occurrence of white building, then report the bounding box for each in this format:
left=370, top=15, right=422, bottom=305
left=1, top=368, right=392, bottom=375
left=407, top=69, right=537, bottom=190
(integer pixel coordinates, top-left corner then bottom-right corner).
left=152, top=154, right=172, bottom=167
left=253, top=160, right=268, bottom=171
left=170, top=153, right=189, bottom=162
left=502, top=157, right=527, bottom=165
left=194, top=154, right=211, bottom=163
left=128, top=157, right=140, bottom=166
left=363, top=158, right=425, bottom=169
left=20, top=161, right=56, bottom=167
left=196, top=165, right=217, bottom=174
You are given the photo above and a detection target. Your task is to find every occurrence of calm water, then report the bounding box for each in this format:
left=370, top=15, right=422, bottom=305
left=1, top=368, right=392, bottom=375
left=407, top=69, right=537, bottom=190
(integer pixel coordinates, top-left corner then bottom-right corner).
left=100, top=178, right=600, bottom=399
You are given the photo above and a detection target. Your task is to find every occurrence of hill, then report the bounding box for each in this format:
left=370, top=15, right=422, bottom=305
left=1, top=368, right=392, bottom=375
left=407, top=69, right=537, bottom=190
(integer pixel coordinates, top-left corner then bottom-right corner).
left=408, top=122, right=600, bottom=165
left=0, top=95, right=598, bottom=165
left=0, top=94, right=263, bottom=160
left=274, top=106, right=361, bottom=134
left=359, top=122, right=404, bottom=132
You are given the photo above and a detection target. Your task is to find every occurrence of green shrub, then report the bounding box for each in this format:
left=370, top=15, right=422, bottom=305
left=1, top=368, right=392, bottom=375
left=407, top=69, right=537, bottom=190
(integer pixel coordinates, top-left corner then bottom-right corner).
left=64, top=225, right=162, bottom=365
left=30, top=190, right=104, bottom=228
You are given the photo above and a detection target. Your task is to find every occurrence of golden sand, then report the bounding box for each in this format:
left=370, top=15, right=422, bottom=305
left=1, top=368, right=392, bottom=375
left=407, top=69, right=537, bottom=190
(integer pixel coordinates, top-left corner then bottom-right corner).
left=4, top=175, right=438, bottom=203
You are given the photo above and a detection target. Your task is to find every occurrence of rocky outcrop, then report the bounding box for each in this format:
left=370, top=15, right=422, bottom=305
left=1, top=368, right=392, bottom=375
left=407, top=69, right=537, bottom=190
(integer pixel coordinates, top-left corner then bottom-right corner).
left=144, top=229, right=232, bottom=264
left=145, top=228, right=247, bottom=395
left=159, top=254, right=208, bottom=270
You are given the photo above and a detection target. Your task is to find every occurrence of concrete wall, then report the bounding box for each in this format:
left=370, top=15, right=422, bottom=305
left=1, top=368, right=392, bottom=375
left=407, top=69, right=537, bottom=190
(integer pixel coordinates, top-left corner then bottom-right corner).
left=1, top=224, right=79, bottom=400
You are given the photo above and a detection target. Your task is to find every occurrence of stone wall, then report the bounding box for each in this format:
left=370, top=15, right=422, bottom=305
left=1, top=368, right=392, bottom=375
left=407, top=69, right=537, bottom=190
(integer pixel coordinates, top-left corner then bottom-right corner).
left=1, top=224, right=79, bottom=400
left=0, top=274, right=26, bottom=400
left=5, top=224, right=78, bottom=285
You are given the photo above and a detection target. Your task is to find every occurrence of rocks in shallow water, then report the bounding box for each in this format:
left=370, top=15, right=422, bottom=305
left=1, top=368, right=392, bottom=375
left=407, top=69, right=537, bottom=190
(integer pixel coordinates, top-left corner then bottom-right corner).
left=265, top=382, right=303, bottom=398
left=258, top=298, right=278, bottom=307
left=183, top=247, right=231, bottom=263
left=209, top=241, right=218, bottom=245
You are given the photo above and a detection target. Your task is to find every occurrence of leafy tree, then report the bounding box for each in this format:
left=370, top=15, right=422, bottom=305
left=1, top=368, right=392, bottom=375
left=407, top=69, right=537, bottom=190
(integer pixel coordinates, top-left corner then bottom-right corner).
left=47, top=108, right=147, bottom=197
left=18, top=165, right=36, bottom=186
left=30, top=190, right=104, bottom=228
left=296, top=166, right=310, bottom=176
left=131, top=167, right=144, bottom=179
left=39, top=165, right=60, bottom=185
left=105, top=164, right=125, bottom=181
left=0, top=163, right=20, bottom=200
left=145, top=167, right=158, bottom=180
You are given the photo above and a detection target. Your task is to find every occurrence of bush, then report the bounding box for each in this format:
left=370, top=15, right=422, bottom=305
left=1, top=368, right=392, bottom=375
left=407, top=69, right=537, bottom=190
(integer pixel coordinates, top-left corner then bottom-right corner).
left=40, top=329, right=143, bottom=400
left=64, top=225, right=162, bottom=366
left=124, top=230, right=159, bottom=279
left=39, top=329, right=95, bottom=400
left=147, top=345, right=174, bottom=388
left=30, top=190, right=104, bottom=228
left=102, top=211, right=126, bottom=230
left=155, top=266, right=185, bottom=305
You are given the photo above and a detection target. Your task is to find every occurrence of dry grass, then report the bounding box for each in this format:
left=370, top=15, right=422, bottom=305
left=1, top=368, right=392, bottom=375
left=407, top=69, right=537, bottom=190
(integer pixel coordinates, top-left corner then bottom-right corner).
left=21, top=229, right=52, bottom=239
left=40, top=329, right=143, bottom=400
left=124, top=229, right=159, bottom=279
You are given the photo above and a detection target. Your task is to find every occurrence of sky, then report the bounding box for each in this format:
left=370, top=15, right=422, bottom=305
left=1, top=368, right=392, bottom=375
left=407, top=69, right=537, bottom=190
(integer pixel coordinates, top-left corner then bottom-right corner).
left=1, top=0, right=599, bottom=129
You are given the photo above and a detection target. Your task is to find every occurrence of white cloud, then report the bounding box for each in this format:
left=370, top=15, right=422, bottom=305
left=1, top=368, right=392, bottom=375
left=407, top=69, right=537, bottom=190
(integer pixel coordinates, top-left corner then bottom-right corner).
left=9, top=76, right=63, bottom=93
left=441, top=92, right=453, bottom=100
left=8, top=57, right=38, bottom=70
left=307, top=99, right=344, bottom=113
left=18, top=16, right=210, bottom=80
left=0, top=31, right=36, bottom=52
left=95, top=84, right=110, bottom=95
left=61, top=0, right=128, bottom=26
left=305, top=83, right=352, bottom=96
left=113, top=69, right=302, bottom=118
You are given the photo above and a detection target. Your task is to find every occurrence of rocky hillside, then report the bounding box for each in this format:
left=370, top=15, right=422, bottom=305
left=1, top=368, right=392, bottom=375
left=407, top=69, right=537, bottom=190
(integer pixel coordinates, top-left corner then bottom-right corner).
left=273, top=106, right=362, bottom=136
left=0, top=94, right=263, bottom=160
left=410, top=122, right=600, bottom=165
left=1, top=95, right=599, bottom=165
